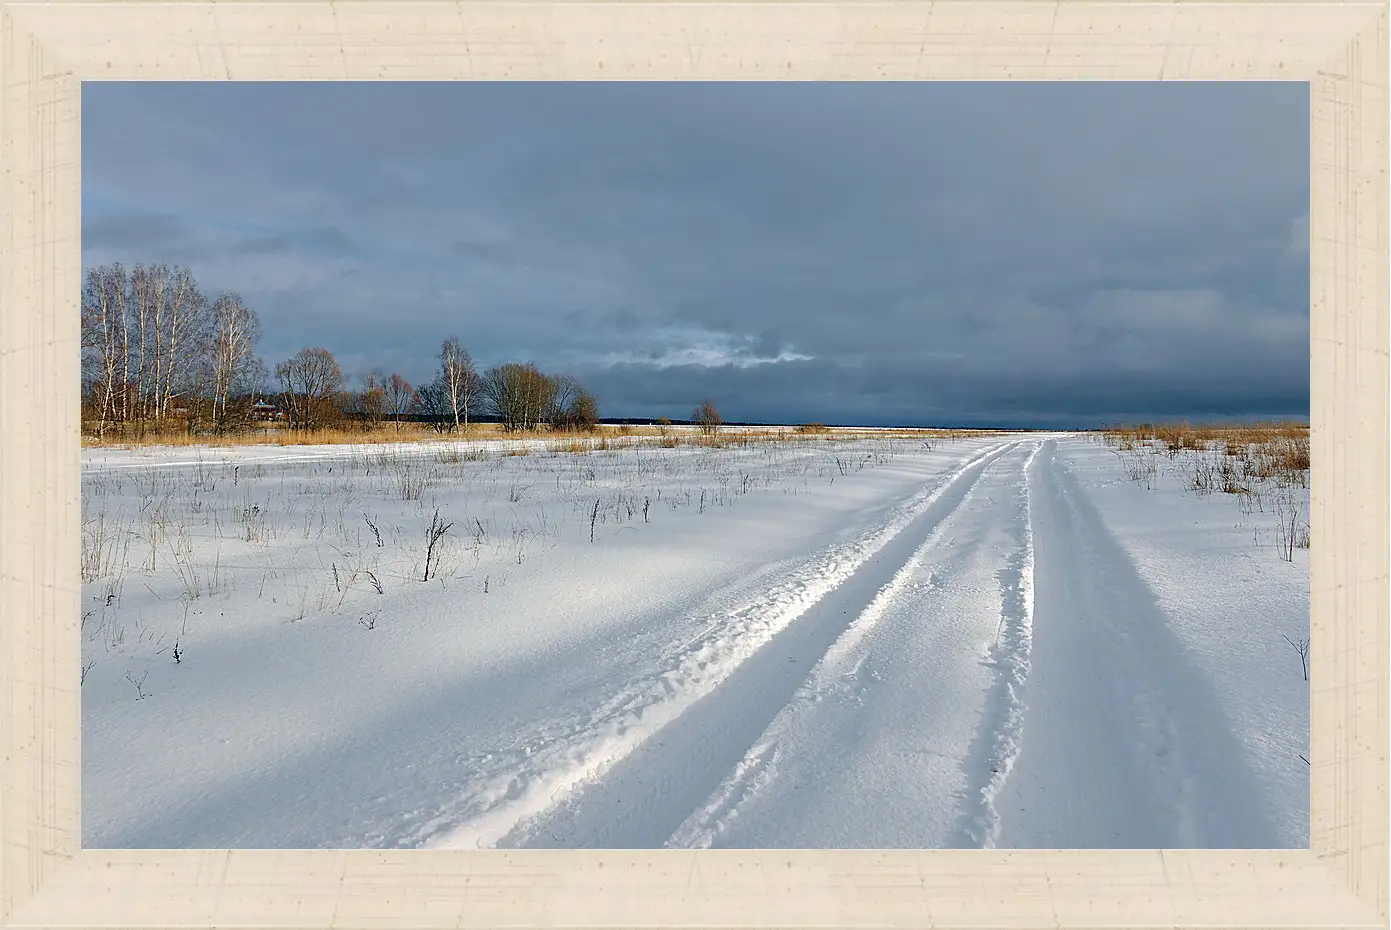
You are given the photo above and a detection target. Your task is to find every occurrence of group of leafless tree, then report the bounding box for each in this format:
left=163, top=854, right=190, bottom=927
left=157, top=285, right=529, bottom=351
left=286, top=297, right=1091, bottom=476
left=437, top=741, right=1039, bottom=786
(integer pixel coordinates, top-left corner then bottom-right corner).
left=82, top=262, right=266, bottom=438
left=265, top=340, right=603, bottom=434
left=82, top=262, right=635, bottom=439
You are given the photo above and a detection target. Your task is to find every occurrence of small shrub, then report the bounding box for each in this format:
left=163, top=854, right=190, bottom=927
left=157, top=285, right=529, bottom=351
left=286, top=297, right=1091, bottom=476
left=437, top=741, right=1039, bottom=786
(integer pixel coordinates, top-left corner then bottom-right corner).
left=692, top=400, right=722, bottom=436
left=422, top=508, right=453, bottom=582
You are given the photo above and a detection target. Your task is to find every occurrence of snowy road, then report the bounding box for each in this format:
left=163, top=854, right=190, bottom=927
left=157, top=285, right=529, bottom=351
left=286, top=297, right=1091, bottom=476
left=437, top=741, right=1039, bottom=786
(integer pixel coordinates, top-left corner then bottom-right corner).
left=428, top=439, right=1291, bottom=850
left=82, top=434, right=1308, bottom=849
left=487, top=441, right=1030, bottom=849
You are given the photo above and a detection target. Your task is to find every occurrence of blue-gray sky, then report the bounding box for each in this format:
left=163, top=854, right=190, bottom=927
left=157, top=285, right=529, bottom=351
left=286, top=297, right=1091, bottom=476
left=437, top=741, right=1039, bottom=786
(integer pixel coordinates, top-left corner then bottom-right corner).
left=82, top=82, right=1309, bottom=428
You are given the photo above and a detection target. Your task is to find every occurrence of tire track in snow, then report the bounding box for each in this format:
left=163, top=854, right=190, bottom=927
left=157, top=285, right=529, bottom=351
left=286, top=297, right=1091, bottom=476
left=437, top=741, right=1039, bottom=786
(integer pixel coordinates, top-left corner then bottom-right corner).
left=418, top=440, right=1026, bottom=849
left=662, top=450, right=1038, bottom=850
left=993, top=440, right=1280, bottom=848
left=662, top=442, right=1042, bottom=851
left=952, top=441, right=1041, bottom=848
left=496, top=442, right=1026, bottom=850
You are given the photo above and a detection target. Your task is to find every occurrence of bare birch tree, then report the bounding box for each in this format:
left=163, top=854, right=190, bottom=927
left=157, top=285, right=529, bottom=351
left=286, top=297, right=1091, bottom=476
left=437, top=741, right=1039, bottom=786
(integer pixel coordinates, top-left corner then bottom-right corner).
left=81, top=264, right=130, bottom=438
left=121, top=262, right=212, bottom=428
left=128, top=263, right=166, bottom=427
left=159, top=265, right=209, bottom=421
left=208, top=293, right=262, bottom=431
left=438, top=337, right=478, bottom=432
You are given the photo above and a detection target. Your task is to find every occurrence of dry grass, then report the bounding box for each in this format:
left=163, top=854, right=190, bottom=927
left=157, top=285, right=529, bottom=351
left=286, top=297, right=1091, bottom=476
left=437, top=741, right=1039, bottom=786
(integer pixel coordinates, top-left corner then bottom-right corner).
left=1104, top=421, right=1307, bottom=455
left=82, top=422, right=625, bottom=449
left=1100, top=420, right=1311, bottom=559
left=83, top=423, right=445, bottom=448
left=1103, top=421, right=1310, bottom=500
left=84, top=421, right=1008, bottom=453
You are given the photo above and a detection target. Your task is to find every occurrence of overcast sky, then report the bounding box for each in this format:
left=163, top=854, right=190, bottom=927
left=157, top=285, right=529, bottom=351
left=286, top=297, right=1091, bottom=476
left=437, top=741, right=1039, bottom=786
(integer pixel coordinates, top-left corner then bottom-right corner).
left=82, top=82, right=1308, bottom=428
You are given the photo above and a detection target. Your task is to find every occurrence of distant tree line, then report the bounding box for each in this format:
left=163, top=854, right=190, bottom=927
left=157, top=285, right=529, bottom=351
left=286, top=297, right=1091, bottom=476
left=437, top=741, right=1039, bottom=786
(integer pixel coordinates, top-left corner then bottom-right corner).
left=275, top=343, right=603, bottom=435
left=80, top=262, right=610, bottom=438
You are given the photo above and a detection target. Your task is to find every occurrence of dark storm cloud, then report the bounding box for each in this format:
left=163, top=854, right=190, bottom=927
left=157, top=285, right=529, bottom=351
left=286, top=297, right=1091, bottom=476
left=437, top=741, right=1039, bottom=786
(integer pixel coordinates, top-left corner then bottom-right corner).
left=82, top=81, right=1308, bottom=427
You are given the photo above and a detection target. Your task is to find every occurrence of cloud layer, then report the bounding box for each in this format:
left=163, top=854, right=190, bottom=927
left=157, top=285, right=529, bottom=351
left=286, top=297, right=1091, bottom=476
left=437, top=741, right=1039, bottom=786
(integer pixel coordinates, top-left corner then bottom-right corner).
left=83, top=81, right=1308, bottom=427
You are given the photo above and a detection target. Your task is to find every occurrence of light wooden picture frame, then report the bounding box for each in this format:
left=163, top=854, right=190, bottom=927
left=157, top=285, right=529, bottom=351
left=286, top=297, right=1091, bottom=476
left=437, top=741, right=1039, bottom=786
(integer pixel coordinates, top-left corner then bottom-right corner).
left=1, top=1, right=1386, bottom=927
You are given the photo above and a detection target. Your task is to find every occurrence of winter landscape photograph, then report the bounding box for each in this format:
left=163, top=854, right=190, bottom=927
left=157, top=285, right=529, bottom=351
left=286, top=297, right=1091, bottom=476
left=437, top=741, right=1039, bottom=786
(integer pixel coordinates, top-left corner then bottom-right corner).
left=81, top=81, right=1310, bottom=851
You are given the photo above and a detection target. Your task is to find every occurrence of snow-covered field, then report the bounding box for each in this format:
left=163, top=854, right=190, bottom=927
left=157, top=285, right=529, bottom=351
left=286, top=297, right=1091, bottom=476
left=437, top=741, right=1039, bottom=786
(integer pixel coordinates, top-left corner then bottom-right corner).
left=81, top=430, right=1309, bottom=849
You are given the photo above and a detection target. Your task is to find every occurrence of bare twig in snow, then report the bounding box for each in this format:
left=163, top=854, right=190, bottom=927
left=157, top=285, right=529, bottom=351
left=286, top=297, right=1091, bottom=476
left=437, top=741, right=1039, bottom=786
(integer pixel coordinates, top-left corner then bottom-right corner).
left=124, top=669, right=151, bottom=700
left=1282, top=633, right=1311, bottom=681
left=422, top=508, right=454, bottom=581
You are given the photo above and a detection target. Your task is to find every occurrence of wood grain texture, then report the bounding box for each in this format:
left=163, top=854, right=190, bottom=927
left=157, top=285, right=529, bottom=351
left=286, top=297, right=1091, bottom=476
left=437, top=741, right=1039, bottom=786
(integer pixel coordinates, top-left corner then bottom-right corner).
left=0, top=2, right=1384, bottom=927
left=1309, top=6, right=1390, bottom=916
left=0, top=5, right=82, bottom=924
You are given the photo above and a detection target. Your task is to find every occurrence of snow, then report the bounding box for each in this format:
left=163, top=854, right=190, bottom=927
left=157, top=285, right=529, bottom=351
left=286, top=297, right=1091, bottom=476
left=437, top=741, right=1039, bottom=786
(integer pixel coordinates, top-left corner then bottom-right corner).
left=81, top=431, right=1308, bottom=849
